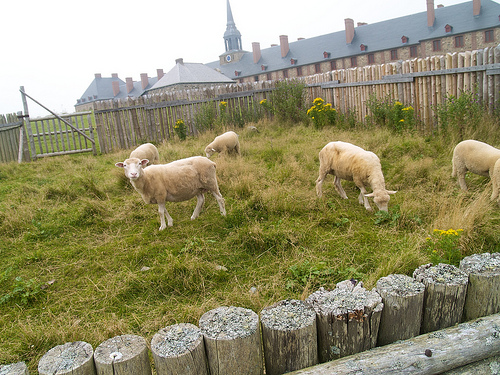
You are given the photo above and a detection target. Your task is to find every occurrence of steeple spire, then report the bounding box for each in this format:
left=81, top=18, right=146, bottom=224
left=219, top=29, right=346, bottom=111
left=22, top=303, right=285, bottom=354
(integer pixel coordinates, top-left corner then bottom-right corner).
left=224, top=0, right=242, bottom=52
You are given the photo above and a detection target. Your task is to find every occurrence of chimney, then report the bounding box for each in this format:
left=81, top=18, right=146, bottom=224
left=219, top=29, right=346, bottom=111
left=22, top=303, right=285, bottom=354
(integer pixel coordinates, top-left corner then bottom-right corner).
left=345, top=18, right=355, bottom=44
left=140, top=73, right=149, bottom=90
left=280, top=35, right=289, bottom=58
left=473, top=0, right=481, bottom=16
left=427, top=0, right=435, bottom=27
left=126, top=77, right=134, bottom=94
left=252, top=42, right=261, bottom=63
left=112, top=81, right=120, bottom=96
left=111, top=73, right=118, bottom=78
left=157, top=69, right=164, bottom=80
left=94, top=73, right=102, bottom=79
left=175, top=58, right=184, bottom=65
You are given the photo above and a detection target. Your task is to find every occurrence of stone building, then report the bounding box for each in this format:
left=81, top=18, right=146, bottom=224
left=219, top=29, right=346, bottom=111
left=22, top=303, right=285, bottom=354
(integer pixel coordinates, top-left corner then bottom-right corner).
left=208, top=0, right=500, bottom=83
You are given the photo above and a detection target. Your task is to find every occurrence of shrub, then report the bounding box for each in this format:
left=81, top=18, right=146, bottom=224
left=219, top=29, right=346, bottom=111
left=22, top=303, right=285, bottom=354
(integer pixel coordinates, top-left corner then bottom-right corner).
left=174, top=119, right=187, bottom=140
left=267, top=80, right=309, bottom=124
left=366, top=94, right=415, bottom=132
left=194, top=102, right=217, bottom=132
left=307, top=98, right=338, bottom=129
left=424, top=228, right=464, bottom=266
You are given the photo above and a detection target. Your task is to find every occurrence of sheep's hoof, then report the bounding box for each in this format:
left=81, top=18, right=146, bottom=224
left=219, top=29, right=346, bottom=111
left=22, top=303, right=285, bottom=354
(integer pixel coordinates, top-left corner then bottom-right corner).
left=159, top=225, right=166, bottom=231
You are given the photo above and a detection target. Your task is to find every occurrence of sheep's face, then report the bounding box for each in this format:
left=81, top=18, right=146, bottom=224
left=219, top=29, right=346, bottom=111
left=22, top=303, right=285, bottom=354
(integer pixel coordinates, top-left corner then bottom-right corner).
left=371, top=190, right=397, bottom=212
left=205, top=147, right=216, bottom=158
left=115, top=158, right=149, bottom=180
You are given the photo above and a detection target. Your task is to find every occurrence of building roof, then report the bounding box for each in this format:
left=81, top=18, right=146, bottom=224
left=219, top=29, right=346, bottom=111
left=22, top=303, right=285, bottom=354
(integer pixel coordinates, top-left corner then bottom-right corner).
left=206, top=0, right=500, bottom=79
left=148, top=59, right=234, bottom=91
left=76, top=75, right=124, bottom=105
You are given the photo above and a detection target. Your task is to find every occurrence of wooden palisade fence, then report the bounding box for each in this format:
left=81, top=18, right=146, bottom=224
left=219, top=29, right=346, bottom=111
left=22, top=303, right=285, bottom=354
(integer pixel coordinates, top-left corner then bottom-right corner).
left=1, top=252, right=499, bottom=375
left=92, top=45, right=500, bottom=155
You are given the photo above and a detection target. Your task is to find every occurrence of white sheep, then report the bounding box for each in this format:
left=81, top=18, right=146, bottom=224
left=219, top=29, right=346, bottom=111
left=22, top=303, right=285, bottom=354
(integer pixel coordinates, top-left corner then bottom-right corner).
left=452, top=139, right=500, bottom=204
left=205, top=131, right=240, bottom=158
left=115, top=156, right=226, bottom=230
left=315, top=141, right=397, bottom=212
left=129, top=143, right=160, bottom=164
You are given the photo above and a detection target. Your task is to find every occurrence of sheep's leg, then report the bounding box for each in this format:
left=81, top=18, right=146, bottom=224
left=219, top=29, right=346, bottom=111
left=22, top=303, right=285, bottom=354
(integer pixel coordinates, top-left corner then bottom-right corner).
left=316, top=168, right=332, bottom=197
left=457, top=172, right=468, bottom=191
left=211, top=191, right=226, bottom=216
left=334, top=176, right=348, bottom=199
left=158, top=202, right=173, bottom=230
left=357, top=186, right=373, bottom=211
left=191, top=194, right=205, bottom=220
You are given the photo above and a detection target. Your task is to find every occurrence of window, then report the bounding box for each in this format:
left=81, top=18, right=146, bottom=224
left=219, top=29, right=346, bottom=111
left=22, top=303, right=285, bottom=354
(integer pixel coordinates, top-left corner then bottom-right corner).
left=368, top=54, right=375, bottom=64
left=445, top=24, right=453, bottom=33
left=330, top=60, right=337, bottom=70
left=401, top=36, right=408, bottom=44
left=455, top=36, right=464, bottom=47
left=360, top=44, right=367, bottom=51
left=315, top=64, right=321, bottom=74
left=267, top=73, right=272, bottom=81
left=297, top=66, right=303, bottom=76
left=350, top=56, right=357, bottom=67
left=410, top=46, right=418, bottom=57
left=254, top=76, right=259, bottom=82
left=283, top=70, right=289, bottom=79
left=391, top=49, right=398, bottom=60
left=432, top=40, right=441, bottom=51
left=485, top=30, right=494, bottom=43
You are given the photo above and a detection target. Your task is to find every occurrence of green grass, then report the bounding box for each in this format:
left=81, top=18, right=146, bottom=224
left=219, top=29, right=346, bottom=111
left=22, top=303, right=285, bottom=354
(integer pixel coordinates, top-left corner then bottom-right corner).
left=1, top=119, right=500, bottom=373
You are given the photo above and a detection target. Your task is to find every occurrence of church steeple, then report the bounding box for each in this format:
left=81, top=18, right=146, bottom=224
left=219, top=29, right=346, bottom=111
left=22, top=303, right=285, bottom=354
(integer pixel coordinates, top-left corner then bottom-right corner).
left=224, top=0, right=242, bottom=52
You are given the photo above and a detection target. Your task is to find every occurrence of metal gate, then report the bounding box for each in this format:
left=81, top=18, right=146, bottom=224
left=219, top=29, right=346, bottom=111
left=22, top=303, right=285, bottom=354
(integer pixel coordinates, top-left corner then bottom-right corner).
left=20, top=87, right=97, bottom=160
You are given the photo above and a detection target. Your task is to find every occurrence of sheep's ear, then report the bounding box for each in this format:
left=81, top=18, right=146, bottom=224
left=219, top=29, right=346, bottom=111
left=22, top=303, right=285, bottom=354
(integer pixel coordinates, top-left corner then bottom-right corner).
left=365, top=193, right=375, bottom=197
left=387, top=190, right=397, bottom=194
left=140, top=159, right=149, bottom=166
left=115, top=162, right=124, bottom=168
left=211, top=148, right=216, bottom=152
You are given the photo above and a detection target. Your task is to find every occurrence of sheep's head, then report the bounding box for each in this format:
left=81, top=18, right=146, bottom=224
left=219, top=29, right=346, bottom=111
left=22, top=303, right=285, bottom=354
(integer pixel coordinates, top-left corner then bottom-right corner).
left=205, top=147, right=216, bottom=158
left=365, top=190, right=397, bottom=212
left=115, top=158, right=149, bottom=180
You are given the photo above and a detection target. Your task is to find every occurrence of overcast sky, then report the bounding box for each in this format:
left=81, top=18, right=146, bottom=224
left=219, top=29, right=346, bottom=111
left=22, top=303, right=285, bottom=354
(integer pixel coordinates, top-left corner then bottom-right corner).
left=0, top=0, right=467, bottom=117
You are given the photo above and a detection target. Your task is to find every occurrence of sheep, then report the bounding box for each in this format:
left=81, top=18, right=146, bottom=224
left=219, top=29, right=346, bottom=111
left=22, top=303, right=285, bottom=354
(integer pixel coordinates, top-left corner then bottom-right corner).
left=115, top=156, right=226, bottom=230
left=205, top=131, right=240, bottom=158
left=315, top=141, right=397, bottom=212
left=452, top=139, right=500, bottom=204
left=129, top=143, right=160, bottom=164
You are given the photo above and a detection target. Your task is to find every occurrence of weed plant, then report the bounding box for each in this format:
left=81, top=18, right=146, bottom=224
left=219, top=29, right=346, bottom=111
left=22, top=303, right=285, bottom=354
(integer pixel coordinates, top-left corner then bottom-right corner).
left=1, top=98, right=500, bottom=373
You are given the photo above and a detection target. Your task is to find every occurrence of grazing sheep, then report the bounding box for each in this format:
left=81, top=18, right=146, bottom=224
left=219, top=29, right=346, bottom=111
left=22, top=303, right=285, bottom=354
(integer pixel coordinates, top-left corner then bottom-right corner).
left=129, top=143, right=160, bottom=164
left=205, top=131, right=240, bottom=158
left=315, top=141, right=397, bottom=212
left=115, top=156, right=226, bottom=230
left=452, top=139, right=500, bottom=204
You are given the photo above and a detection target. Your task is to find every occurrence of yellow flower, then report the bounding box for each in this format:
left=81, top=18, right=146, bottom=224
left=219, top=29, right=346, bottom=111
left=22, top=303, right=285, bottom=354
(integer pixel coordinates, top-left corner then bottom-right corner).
left=260, top=99, right=267, bottom=105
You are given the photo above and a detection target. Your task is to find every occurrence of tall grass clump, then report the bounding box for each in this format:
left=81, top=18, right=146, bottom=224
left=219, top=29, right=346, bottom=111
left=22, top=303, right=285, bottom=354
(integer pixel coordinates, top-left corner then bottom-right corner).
left=262, top=80, right=309, bottom=124
left=1, top=97, right=500, bottom=373
left=366, top=94, right=416, bottom=132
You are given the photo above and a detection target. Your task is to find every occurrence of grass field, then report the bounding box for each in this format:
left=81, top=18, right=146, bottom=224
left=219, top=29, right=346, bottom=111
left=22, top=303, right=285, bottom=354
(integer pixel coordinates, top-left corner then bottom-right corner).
left=1, top=118, right=499, bottom=373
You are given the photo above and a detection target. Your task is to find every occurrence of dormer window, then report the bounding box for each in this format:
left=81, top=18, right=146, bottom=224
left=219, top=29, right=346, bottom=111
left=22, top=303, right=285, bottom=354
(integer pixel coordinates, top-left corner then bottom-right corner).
left=261, top=65, right=267, bottom=71
left=401, top=35, right=409, bottom=44
left=290, top=58, right=297, bottom=65
left=445, top=24, right=453, bottom=33
left=323, top=51, right=331, bottom=58
left=234, top=70, right=241, bottom=77
left=360, top=44, right=367, bottom=51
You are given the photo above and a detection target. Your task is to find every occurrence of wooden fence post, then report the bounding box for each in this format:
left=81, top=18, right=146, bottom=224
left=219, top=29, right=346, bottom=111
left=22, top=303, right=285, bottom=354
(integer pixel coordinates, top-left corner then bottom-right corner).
left=151, top=323, right=208, bottom=375
left=260, top=299, right=318, bottom=375
left=93, top=334, right=152, bottom=375
left=0, top=362, right=29, bottom=374
left=413, top=263, right=468, bottom=334
left=375, top=274, right=425, bottom=346
left=287, top=312, right=500, bottom=375
left=460, top=252, right=500, bottom=321
left=199, top=306, right=263, bottom=375
left=305, top=280, right=383, bottom=362
left=38, top=341, right=96, bottom=375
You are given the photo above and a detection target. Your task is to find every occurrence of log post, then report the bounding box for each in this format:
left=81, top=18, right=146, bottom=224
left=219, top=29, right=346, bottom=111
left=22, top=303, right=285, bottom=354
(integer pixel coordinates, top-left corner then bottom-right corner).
left=413, top=263, right=468, bottom=334
left=287, top=313, right=500, bottom=375
left=150, top=323, right=208, bottom=375
left=199, top=306, right=263, bottom=375
left=460, top=252, right=500, bottom=321
left=0, top=362, right=29, bottom=374
left=375, top=274, right=425, bottom=346
left=305, top=280, right=383, bottom=362
left=38, top=341, right=96, bottom=375
left=93, top=334, right=151, bottom=375
left=260, top=299, right=318, bottom=375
